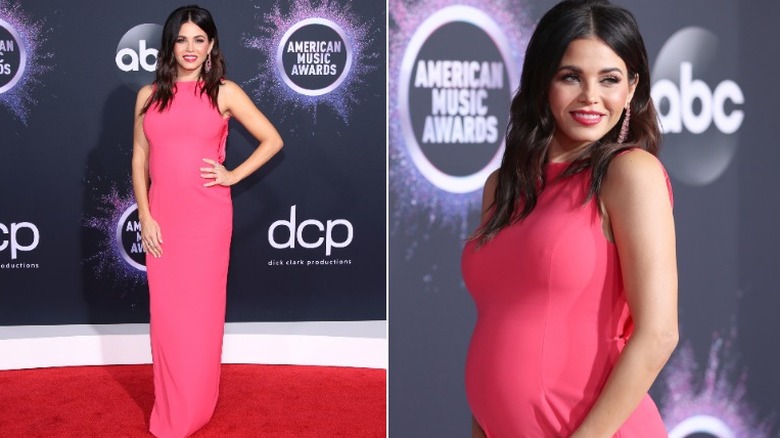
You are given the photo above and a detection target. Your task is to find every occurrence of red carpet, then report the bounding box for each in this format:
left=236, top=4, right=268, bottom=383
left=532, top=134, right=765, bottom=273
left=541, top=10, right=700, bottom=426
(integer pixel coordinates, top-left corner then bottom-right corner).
left=0, top=364, right=386, bottom=437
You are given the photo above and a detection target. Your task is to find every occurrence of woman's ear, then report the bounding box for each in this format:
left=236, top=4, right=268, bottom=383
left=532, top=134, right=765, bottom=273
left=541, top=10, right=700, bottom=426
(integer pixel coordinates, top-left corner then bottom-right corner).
left=627, top=74, right=639, bottom=108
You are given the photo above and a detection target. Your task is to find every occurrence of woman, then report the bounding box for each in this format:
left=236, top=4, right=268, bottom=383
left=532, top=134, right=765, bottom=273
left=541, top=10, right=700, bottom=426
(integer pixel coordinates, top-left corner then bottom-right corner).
left=131, top=5, right=283, bottom=437
left=461, top=0, right=678, bottom=436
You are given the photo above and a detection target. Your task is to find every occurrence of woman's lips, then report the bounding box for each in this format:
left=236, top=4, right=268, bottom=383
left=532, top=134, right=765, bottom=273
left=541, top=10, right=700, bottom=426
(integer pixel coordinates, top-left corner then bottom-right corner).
left=570, top=111, right=604, bottom=126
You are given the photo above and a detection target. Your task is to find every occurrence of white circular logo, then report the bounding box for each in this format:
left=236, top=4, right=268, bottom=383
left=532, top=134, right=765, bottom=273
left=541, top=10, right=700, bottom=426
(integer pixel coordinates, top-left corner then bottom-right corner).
left=398, top=6, right=516, bottom=194
left=115, top=23, right=162, bottom=91
left=668, top=414, right=735, bottom=438
left=0, top=18, right=27, bottom=94
left=277, top=18, right=352, bottom=96
left=115, top=204, right=146, bottom=271
left=651, top=27, right=744, bottom=186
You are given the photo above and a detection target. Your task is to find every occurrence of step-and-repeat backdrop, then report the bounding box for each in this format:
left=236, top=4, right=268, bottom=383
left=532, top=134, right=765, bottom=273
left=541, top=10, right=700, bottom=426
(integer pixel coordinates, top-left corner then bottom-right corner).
left=390, top=0, right=779, bottom=436
left=0, top=0, right=385, bottom=360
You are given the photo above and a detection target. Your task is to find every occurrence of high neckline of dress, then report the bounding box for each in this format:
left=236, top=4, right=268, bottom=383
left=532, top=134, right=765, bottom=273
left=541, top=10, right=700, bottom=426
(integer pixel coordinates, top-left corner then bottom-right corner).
left=545, top=161, right=573, bottom=179
left=546, top=160, right=572, bottom=168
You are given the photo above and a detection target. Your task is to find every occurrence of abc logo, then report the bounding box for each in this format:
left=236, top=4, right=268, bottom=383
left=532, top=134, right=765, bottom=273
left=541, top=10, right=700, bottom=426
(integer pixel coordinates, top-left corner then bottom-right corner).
left=115, top=23, right=162, bottom=91
left=651, top=26, right=743, bottom=186
left=652, top=62, right=743, bottom=135
left=268, top=205, right=353, bottom=256
left=0, top=222, right=40, bottom=260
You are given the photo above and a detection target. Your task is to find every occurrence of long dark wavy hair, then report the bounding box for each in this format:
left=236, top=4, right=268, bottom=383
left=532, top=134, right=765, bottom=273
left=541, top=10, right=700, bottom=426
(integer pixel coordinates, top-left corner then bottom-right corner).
left=473, top=0, right=660, bottom=243
left=142, top=5, right=226, bottom=114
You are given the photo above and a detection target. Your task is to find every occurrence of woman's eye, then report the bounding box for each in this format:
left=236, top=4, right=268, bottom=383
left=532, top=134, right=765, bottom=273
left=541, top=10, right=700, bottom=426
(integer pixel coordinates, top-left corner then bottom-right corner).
left=602, top=76, right=621, bottom=84
left=561, top=74, right=579, bottom=82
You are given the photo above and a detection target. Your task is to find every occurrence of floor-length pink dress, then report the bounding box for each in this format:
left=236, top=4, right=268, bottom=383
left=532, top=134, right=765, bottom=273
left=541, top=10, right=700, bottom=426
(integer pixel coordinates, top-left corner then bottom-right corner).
left=461, top=160, right=671, bottom=437
left=142, top=80, right=231, bottom=438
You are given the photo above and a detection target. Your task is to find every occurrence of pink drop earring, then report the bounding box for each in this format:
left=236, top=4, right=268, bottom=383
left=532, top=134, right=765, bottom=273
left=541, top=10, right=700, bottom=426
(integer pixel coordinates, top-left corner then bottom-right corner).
left=617, top=106, right=631, bottom=144
left=205, top=54, right=212, bottom=74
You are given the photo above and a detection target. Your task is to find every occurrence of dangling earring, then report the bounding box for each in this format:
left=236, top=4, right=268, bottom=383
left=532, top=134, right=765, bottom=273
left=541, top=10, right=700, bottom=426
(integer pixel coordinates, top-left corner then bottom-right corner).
left=205, top=54, right=212, bottom=74
left=617, top=106, right=631, bottom=144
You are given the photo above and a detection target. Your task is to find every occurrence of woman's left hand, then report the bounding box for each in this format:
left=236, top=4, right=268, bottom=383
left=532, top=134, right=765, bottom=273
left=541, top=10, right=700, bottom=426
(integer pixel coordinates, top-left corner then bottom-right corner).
left=201, top=158, right=237, bottom=187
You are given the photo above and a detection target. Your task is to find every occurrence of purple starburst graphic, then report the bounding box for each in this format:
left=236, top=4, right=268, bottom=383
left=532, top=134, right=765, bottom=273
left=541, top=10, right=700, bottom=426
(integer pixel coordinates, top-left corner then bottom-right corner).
left=660, top=329, right=775, bottom=437
left=0, top=0, right=53, bottom=124
left=83, top=181, right=147, bottom=288
left=389, top=0, right=532, bottom=240
left=243, top=0, right=379, bottom=124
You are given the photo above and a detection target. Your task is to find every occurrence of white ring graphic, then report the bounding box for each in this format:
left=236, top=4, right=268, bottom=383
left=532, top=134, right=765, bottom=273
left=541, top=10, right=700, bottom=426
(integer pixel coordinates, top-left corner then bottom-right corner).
left=668, top=414, right=735, bottom=438
left=0, top=18, right=27, bottom=94
left=398, top=6, right=517, bottom=194
left=116, top=204, right=146, bottom=272
left=276, top=17, right=353, bottom=96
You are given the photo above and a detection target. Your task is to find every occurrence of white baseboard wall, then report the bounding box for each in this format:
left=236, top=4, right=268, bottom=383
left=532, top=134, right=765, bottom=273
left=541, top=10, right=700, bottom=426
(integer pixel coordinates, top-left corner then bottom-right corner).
left=0, top=321, right=387, bottom=370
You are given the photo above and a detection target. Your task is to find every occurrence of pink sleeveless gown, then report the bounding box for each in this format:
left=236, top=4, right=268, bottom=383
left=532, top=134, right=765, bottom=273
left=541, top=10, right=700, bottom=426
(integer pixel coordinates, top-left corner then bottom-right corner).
left=461, top=161, right=671, bottom=437
left=142, top=80, right=231, bottom=438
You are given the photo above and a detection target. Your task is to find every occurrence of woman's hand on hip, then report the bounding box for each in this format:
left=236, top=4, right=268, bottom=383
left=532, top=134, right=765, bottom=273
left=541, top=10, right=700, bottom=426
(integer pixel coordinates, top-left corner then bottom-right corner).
left=201, top=158, right=237, bottom=187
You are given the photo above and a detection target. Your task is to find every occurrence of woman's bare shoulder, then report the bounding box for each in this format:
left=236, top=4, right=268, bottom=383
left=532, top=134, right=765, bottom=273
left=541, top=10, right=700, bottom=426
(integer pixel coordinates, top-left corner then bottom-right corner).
left=137, top=84, right=154, bottom=98
left=605, top=148, right=665, bottom=186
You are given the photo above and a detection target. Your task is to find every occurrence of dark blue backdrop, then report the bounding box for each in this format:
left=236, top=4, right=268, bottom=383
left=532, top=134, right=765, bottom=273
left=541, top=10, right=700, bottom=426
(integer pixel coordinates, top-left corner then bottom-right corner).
left=389, top=0, right=780, bottom=436
left=0, top=0, right=386, bottom=325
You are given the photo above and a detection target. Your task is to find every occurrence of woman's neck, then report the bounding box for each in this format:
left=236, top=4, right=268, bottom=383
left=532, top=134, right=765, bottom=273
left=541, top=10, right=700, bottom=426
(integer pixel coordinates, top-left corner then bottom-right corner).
left=176, top=69, right=202, bottom=82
